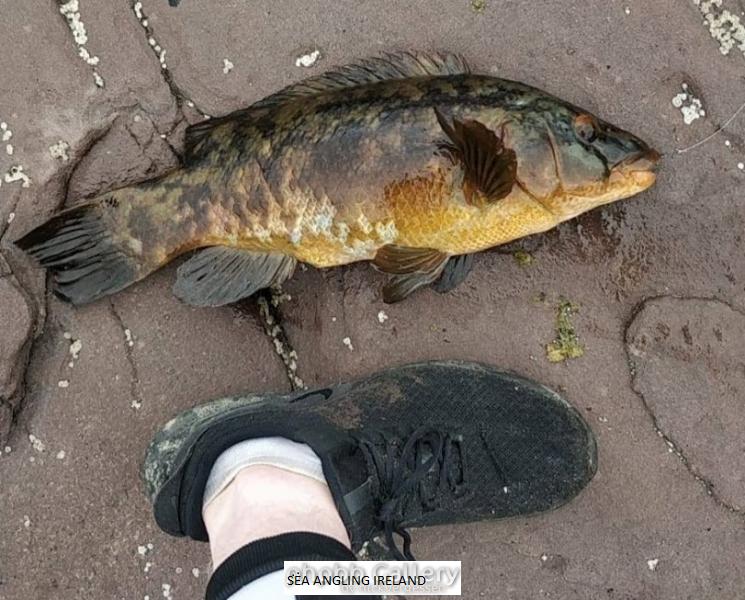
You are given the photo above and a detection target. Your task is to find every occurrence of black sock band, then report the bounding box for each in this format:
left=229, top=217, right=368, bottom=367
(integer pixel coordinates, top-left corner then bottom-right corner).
left=205, top=531, right=357, bottom=600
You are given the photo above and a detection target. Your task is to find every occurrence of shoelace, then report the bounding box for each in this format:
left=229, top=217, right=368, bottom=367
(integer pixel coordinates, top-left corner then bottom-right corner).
left=355, top=427, right=465, bottom=560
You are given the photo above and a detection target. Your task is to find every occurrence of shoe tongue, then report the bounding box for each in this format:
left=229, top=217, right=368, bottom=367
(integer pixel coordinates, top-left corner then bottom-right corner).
left=324, top=442, right=372, bottom=502
left=317, top=441, right=378, bottom=546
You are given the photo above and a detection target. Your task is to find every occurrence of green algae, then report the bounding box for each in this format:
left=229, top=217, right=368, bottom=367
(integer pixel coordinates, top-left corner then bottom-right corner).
left=546, top=299, right=585, bottom=362
left=513, top=250, right=534, bottom=266
left=471, top=0, right=487, bottom=13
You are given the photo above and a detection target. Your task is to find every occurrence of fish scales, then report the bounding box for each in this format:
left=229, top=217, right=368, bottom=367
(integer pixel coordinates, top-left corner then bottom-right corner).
left=174, top=76, right=551, bottom=266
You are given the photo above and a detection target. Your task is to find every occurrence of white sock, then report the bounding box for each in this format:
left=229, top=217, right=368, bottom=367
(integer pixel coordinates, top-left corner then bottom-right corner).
left=203, top=437, right=326, bottom=509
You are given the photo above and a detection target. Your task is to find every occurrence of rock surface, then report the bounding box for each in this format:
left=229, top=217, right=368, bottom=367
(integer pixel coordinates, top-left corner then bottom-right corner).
left=2, top=0, right=745, bottom=598
left=627, top=297, right=745, bottom=510
left=0, top=260, right=34, bottom=439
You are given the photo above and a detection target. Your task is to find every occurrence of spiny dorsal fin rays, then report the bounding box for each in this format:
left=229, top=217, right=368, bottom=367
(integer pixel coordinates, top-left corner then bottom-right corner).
left=435, top=108, right=518, bottom=205
left=184, top=52, right=470, bottom=160
left=254, top=51, right=471, bottom=108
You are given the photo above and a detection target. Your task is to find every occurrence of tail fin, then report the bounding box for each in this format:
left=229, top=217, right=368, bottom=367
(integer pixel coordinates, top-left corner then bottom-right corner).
left=15, top=203, right=142, bottom=304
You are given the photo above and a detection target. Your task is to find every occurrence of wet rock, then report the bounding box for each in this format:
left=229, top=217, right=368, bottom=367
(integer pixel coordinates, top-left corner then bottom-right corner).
left=627, top=297, right=745, bottom=509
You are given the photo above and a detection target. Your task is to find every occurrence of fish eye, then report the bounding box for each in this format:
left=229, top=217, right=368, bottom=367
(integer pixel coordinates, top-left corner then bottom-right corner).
left=573, top=114, right=598, bottom=144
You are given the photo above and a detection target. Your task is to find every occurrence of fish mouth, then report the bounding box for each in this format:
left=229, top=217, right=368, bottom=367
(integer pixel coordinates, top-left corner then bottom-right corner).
left=610, top=148, right=661, bottom=189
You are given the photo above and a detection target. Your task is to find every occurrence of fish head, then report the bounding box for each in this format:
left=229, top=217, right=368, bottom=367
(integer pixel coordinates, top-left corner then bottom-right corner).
left=510, top=99, right=660, bottom=219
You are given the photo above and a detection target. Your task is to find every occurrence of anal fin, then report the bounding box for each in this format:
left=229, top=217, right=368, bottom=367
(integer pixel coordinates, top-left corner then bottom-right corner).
left=173, top=247, right=296, bottom=307
left=433, top=254, right=474, bottom=293
left=383, top=269, right=447, bottom=303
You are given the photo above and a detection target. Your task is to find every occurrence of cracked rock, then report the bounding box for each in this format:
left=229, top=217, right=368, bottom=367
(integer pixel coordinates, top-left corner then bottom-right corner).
left=67, top=114, right=180, bottom=199
left=0, top=404, right=11, bottom=446
left=626, top=297, right=745, bottom=510
left=0, top=0, right=180, bottom=447
left=0, top=273, right=33, bottom=398
left=0, top=273, right=34, bottom=445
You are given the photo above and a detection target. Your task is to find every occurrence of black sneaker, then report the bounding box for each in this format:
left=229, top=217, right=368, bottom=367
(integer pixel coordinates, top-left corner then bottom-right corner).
left=142, top=361, right=596, bottom=560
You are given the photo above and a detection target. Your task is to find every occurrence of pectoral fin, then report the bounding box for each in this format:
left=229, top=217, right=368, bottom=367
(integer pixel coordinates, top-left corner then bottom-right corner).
left=173, top=247, right=296, bottom=307
left=435, top=108, right=517, bottom=205
left=433, top=253, right=474, bottom=293
left=373, top=244, right=449, bottom=303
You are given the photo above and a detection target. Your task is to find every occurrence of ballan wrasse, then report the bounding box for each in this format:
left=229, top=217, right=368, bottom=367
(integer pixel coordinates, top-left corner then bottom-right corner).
left=17, top=52, right=659, bottom=304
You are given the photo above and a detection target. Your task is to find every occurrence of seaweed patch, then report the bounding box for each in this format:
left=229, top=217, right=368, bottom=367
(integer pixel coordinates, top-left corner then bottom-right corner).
left=546, top=299, right=585, bottom=362
left=513, top=250, right=535, bottom=266
left=471, top=0, right=487, bottom=13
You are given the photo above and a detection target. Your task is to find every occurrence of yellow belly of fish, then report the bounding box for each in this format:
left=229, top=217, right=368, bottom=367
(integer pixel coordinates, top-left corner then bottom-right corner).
left=391, top=193, right=559, bottom=255
left=250, top=191, right=559, bottom=268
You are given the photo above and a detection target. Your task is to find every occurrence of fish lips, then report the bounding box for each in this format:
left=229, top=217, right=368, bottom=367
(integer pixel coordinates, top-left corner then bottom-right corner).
left=610, top=148, right=661, bottom=189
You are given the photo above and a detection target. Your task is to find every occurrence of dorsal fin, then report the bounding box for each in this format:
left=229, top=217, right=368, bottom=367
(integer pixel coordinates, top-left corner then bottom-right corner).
left=183, top=51, right=470, bottom=160
left=253, top=51, right=470, bottom=108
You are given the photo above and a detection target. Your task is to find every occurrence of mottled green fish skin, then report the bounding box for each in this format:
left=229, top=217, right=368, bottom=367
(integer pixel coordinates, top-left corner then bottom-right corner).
left=18, top=53, right=657, bottom=308
left=108, top=72, right=654, bottom=278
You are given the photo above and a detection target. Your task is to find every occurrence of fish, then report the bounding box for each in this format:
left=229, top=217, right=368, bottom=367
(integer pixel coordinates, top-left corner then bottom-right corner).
left=16, top=51, right=659, bottom=305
